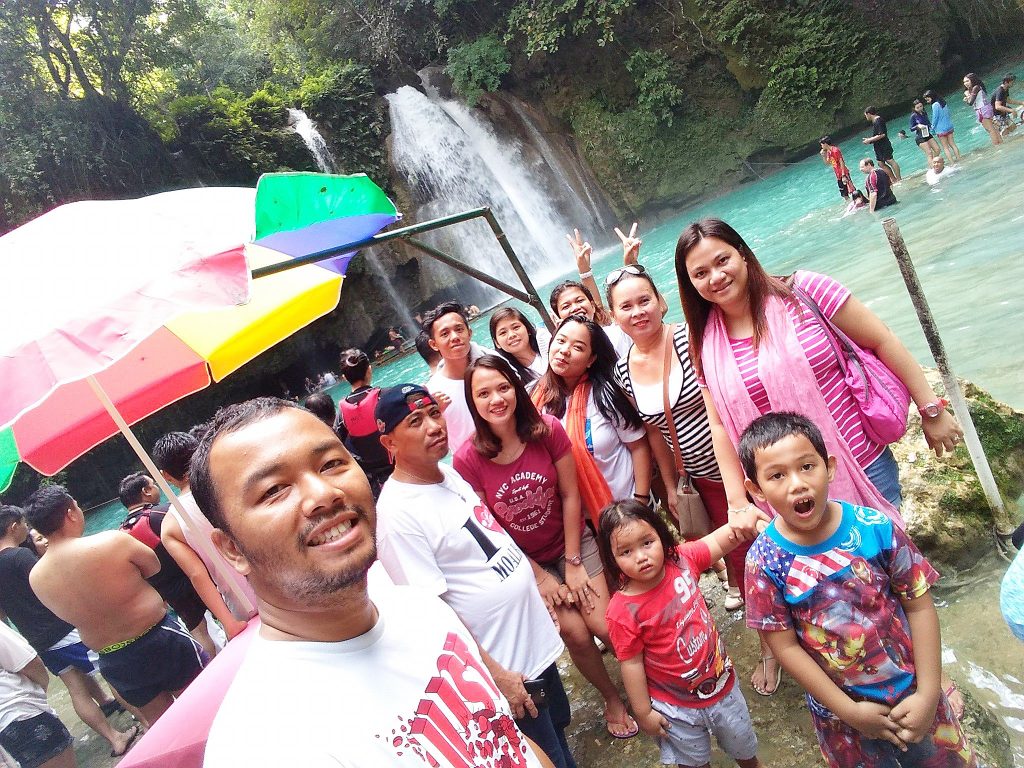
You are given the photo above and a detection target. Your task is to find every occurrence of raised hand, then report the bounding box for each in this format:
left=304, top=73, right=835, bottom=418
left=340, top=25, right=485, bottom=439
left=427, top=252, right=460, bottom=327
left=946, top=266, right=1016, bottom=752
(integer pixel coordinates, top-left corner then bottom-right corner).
left=566, top=229, right=593, bottom=274
left=614, top=222, right=642, bottom=265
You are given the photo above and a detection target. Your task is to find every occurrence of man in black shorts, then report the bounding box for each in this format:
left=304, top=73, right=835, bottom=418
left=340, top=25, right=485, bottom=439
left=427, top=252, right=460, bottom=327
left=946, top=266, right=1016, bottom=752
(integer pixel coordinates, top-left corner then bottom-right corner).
left=862, top=106, right=901, bottom=183
left=25, top=486, right=207, bottom=724
left=0, top=505, right=140, bottom=756
left=992, top=73, right=1022, bottom=137
left=119, top=472, right=218, bottom=657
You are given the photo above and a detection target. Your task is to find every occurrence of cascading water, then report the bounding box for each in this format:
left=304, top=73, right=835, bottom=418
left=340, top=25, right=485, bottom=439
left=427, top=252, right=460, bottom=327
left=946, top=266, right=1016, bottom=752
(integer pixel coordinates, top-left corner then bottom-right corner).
left=287, top=108, right=336, bottom=174
left=386, top=84, right=607, bottom=286
left=288, top=108, right=415, bottom=330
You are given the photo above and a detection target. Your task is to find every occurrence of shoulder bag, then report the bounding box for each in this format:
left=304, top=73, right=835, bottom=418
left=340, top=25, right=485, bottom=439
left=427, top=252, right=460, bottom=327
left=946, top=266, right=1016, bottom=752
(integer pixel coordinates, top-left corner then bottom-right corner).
left=791, top=286, right=911, bottom=445
left=661, top=324, right=711, bottom=539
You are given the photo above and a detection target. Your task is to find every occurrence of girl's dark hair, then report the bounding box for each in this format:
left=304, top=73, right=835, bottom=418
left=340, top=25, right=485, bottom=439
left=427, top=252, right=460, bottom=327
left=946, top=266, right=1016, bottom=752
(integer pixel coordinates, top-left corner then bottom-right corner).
left=913, top=98, right=925, bottom=109
left=597, top=499, right=680, bottom=588
left=339, top=348, right=370, bottom=384
left=534, top=315, right=643, bottom=431
left=489, top=307, right=541, bottom=385
left=922, top=89, right=945, bottom=108
left=465, top=355, right=550, bottom=459
left=674, top=218, right=790, bottom=379
left=964, top=72, right=985, bottom=91
left=548, top=280, right=612, bottom=326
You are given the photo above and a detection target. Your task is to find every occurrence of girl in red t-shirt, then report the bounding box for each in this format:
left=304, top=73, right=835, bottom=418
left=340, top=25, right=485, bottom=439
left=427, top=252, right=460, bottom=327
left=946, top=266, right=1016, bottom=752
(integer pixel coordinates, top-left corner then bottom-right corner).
left=597, top=499, right=767, bottom=767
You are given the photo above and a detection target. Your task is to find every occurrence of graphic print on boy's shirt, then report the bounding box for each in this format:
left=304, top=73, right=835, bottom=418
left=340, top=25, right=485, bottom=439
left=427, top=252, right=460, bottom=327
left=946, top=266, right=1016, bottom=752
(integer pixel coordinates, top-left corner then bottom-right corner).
left=745, top=502, right=939, bottom=708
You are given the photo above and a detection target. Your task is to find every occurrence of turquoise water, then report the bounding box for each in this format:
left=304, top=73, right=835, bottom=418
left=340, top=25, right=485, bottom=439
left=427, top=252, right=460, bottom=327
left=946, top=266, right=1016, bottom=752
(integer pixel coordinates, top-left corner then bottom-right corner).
left=366, top=76, right=1023, bottom=413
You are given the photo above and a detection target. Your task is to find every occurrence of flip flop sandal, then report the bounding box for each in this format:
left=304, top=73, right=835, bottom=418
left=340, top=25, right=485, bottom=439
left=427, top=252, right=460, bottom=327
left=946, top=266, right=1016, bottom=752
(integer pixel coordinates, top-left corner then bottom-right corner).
left=604, top=708, right=639, bottom=739
left=753, top=656, right=782, bottom=696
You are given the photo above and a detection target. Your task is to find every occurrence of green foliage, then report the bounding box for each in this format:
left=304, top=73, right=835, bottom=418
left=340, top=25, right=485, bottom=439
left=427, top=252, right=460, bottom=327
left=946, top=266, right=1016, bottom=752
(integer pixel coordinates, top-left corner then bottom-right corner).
left=505, top=0, right=635, bottom=55
left=625, top=50, right=685, bottom=126
left=298, top=63, right=388, bottom=184
left=447, top=35, right=511, bottom=106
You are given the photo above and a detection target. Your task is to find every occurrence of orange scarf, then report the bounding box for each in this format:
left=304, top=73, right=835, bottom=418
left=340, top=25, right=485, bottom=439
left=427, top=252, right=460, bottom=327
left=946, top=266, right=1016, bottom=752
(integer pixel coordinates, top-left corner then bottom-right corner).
left=532, top=376, right=613, bottom=528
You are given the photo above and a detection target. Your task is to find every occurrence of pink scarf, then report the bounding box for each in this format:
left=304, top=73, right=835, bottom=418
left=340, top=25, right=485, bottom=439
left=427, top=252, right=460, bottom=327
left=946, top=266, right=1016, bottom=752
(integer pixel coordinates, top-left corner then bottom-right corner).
left=702, top=297, right=902, bottom=527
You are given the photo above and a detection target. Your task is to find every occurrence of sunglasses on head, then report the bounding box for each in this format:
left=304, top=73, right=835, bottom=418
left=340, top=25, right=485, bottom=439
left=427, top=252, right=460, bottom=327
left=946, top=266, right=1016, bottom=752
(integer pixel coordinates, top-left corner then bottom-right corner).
left=605, top=263, right=647, bottom=286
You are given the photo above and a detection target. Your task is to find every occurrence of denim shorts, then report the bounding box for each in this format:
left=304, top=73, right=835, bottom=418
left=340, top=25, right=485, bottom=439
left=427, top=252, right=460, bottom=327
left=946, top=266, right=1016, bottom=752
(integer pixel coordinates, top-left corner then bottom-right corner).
left=0, top=712, right=73, bottom=768
left=864, top=447, right=903, bottom=509
left=651, top=682, right=758, bottom=766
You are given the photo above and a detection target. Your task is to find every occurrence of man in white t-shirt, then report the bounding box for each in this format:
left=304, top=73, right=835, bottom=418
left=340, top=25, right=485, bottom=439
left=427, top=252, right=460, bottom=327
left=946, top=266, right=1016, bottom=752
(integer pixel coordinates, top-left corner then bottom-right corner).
left=192, top=397, right=551, bottom=768
left=422, top=301, right=495, bottom=453
left=0, top=622, right=75, bottom=768
left=375, top=385, right=575, bottom=768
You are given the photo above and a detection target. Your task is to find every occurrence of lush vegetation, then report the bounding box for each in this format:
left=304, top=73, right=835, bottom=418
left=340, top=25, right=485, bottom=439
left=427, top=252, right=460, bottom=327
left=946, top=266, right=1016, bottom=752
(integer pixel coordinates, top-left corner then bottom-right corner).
left=2, top=0, right=1022, bottom=505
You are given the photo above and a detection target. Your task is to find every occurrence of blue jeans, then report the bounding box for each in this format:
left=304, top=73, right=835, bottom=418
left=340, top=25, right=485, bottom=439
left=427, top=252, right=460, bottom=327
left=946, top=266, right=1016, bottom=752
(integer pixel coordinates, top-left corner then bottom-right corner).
left=516, top=663, right=576, bottom=768
left=864, top=447, right=902, bottom=509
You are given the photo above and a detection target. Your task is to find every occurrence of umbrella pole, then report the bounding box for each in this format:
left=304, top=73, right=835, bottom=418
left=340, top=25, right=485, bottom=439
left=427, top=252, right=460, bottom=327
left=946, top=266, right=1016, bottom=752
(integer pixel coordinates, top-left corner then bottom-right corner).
left=83, top=375, right=257, bottom=617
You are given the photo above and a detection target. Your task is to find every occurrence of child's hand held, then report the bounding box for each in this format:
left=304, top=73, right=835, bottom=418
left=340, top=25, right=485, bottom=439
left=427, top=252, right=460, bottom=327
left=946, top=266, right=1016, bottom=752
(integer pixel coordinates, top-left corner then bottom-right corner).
left=637, top=709, right=669, bottom=738
left=845, top=700, right=907, bottom=751
left=889, top=691, right=939, bottom=744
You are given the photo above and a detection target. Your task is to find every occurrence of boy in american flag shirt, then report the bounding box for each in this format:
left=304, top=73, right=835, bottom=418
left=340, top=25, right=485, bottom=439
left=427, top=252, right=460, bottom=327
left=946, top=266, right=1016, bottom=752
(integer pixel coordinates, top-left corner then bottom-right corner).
left=737, top=412, right=975, bottom=768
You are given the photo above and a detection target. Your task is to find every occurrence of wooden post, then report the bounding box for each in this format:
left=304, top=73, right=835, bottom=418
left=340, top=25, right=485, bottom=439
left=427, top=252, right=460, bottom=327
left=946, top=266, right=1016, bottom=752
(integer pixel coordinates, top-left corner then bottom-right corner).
left=881, top=218, right=1009, bottom=530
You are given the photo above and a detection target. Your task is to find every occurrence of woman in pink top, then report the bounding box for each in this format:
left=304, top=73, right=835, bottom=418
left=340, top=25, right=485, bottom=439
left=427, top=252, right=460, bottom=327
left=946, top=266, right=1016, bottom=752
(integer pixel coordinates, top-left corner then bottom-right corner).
left=674, top=218, right=964, bottom=698
left=453, top=354, right=639, bottom=739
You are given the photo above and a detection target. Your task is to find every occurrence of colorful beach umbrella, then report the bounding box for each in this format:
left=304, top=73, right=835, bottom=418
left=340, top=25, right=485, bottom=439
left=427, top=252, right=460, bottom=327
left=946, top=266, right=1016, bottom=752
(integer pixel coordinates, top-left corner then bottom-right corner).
left=0, top=172, right=399, bottom=492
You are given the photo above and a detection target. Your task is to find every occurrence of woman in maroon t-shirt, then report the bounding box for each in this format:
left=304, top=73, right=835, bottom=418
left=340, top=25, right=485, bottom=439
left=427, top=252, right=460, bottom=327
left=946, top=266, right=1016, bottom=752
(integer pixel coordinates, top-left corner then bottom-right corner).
left=453, top=354, right=640, bottom=739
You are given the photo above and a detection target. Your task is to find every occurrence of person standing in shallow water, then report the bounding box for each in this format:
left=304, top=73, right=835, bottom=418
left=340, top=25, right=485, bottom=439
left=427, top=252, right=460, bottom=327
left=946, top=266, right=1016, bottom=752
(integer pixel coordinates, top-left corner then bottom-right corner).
left=862, top=106, right=901, bottom=183
left=923, top=90, right=961, bottom=163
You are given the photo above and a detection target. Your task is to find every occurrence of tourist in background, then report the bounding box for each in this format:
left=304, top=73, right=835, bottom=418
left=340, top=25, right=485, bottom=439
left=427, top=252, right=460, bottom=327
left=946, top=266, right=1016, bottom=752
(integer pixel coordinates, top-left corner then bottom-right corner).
left=859, top=158, right=898, bottom=212
left=909, top=99, right=941, bottom=161
left=819, top=136, right=856, bottom=200
left=862, top=106, right=901, bottom=182
left=454, top=355, right=639, bottom=740
left=675, top=217, right=965, bottom=701
left=302, top=392, right=336, bottom=429
left=531, top=314, right=652, bottom=523
left=490, top=306, right=550, bottom=387
left=992, top=73, right=1022, bottom=138
left=923, top=89, right=961, bottom=163
left=334, top=348, right=392, bottom=499
left=963, top=72, right=1002, bottom=145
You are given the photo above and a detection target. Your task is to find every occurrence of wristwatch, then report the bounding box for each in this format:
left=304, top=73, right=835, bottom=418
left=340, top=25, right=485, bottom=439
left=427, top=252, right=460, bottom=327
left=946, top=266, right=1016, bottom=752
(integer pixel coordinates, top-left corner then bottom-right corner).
left=566, top=554, right=583, bottom=567
left=918, top=398, right=949, bottom=418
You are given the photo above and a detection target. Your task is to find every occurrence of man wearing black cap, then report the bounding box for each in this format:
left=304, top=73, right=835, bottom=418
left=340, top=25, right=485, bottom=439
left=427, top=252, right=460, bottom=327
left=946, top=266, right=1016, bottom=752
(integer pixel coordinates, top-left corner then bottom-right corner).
left=375, top=385, right=576, bottom=768
left=194, top=397, right=553, bottom=767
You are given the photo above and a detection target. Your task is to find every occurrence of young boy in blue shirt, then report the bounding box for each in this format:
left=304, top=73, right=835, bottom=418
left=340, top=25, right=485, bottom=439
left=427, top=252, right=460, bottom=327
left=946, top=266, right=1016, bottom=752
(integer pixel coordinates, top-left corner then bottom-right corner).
left=739, top=412, right=976, bottom=768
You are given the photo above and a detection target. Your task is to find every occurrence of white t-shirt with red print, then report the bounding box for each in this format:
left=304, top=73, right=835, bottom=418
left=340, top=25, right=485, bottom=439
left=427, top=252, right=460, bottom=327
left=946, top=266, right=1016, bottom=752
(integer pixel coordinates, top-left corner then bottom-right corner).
left=606, top=541, right=735, bottom=709
left=376, top=465, right=562, bottom=681
left=205, top=586, right=543, bottom=768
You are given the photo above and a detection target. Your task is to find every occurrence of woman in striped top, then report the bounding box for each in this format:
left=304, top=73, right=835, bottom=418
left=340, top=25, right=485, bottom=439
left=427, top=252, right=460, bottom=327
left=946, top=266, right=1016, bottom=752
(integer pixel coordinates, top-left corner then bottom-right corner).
left=607, top=265, right=743, bottom=605
left=675, top=218, right=964, bottom=696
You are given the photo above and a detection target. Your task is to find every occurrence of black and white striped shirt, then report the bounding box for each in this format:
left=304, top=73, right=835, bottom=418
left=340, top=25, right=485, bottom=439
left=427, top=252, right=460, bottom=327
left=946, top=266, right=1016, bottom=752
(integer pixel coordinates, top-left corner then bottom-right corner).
left=615, top=324, right=721, bottom=480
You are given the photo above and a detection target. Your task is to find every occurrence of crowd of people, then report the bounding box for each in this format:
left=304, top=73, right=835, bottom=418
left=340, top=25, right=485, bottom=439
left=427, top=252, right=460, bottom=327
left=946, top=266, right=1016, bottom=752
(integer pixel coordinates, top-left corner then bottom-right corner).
left=820, top=73, right=1022, bottom=214
left=1, top=83, right=1020, bottom=768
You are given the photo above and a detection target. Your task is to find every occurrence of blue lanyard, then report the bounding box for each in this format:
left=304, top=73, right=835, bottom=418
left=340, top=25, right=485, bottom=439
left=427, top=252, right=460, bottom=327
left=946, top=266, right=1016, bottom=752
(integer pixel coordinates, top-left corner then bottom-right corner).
left=585, top=417, right=594, bottom=455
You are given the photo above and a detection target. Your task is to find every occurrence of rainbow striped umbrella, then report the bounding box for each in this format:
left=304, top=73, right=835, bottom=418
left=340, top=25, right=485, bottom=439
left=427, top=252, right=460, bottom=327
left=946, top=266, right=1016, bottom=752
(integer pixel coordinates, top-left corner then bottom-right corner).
left=0, top=172, right=398, bottom=492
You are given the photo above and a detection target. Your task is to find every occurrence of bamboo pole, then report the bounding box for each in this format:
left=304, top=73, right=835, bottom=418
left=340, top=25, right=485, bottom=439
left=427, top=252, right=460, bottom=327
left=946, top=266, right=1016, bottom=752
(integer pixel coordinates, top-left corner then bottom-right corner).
left=881, top=218, right=1009, bottom=530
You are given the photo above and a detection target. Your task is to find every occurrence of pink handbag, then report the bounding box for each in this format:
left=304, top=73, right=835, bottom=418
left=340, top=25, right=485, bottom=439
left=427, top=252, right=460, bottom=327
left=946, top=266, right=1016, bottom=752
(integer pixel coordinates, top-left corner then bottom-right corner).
left=793, top=288, right=912, bottom=445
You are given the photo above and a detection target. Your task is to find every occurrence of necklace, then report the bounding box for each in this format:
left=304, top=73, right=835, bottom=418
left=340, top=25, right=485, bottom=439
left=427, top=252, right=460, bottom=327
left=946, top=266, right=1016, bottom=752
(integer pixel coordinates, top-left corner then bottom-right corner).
left=394, top=465, right=468, bottom=504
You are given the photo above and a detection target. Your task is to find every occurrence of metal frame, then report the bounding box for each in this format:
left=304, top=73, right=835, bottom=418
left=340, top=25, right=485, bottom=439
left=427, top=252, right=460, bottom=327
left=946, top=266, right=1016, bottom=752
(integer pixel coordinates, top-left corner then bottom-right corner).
left=251, top=207, right=556, bottom=330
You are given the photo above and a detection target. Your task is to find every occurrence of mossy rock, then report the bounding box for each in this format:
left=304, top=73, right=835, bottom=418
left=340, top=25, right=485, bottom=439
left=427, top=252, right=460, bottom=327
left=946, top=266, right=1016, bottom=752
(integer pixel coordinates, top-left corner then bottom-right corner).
left=893, top=370, right=1023, bottom=572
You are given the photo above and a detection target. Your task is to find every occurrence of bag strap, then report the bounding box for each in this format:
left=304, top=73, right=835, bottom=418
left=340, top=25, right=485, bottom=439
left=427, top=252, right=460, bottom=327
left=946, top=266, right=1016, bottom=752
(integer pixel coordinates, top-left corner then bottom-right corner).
left=661, top=324, right=687, bottom=482
left=790, top=284, right=875, bottom=389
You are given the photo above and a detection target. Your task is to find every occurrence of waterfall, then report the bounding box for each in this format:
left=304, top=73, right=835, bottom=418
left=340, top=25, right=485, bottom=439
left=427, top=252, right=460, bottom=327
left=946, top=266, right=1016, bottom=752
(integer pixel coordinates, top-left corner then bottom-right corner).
left=288, top=108, right=415, bottom=331
left=287, top=108, right=336, bottom=173
left=386, top=84, right=607, bottom=286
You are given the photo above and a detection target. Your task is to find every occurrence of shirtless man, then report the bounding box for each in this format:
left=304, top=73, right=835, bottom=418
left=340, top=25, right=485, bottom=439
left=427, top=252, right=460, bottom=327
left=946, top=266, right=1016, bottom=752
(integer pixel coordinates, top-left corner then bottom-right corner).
left=24, top=485, right=207, bottom=724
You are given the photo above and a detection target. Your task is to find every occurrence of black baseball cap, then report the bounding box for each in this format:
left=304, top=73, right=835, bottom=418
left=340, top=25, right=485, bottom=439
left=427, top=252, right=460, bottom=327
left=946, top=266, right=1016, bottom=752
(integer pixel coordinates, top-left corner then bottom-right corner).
left=375, top=384, right=437, bottom=435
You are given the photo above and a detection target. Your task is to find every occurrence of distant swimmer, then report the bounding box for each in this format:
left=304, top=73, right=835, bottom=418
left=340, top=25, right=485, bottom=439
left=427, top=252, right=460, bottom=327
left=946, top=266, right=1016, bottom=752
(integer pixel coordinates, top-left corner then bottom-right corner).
left=925, top=155, right=959, bottom=186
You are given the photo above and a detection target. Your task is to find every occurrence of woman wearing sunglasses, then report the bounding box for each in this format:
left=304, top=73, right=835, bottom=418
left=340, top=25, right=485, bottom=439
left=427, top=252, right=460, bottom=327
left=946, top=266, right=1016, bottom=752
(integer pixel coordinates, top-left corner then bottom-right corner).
left=675, top=217, right=964, bottom=701
left=532, top=314, right=652, bottom=526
